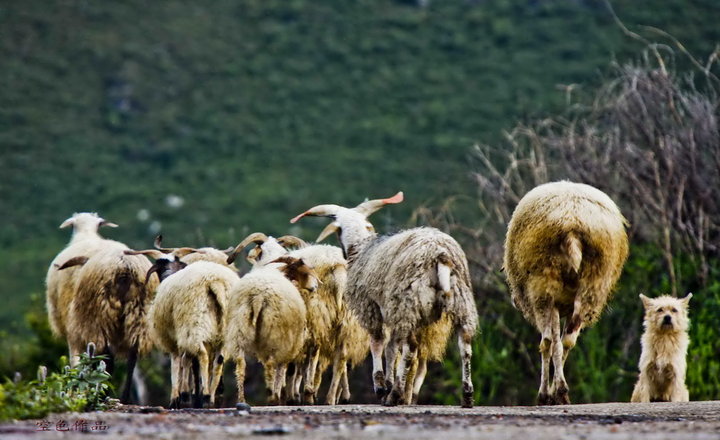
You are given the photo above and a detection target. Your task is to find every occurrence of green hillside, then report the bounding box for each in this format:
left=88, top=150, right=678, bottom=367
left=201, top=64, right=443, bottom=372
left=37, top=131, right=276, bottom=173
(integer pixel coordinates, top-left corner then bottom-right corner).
left=1, top=0, right=719, bottom=405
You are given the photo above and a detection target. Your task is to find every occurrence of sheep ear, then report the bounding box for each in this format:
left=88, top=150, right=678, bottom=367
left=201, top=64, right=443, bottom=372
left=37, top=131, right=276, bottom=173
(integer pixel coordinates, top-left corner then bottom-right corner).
left=59, top=217, right=75, bottom=229
left=99, top=220, right=118, bottom=228
left=639, top=294, right=652, bottom=308
left=317, top=222, right=340, bottom=243
left=56, top=256, right=89, bottom=270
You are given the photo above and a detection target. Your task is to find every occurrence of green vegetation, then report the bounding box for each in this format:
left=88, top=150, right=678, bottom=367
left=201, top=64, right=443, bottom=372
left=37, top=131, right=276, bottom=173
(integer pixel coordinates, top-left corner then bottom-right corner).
left=1, top=0, right=719, bottom=407
left=0, top=346, right=113, bottom=421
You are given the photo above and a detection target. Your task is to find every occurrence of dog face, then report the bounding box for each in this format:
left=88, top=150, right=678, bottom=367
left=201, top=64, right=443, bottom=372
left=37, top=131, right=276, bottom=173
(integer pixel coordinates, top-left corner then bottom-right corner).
left=640, top=293, right=692, bottom=332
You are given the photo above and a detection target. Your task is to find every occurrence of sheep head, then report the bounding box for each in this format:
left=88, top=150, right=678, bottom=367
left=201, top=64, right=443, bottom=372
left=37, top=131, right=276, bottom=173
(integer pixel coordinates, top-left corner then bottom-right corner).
left=59, top=212, right=118, bottom=235
left=124, top=242, right=201, bottom=283
left=228, top=232, right=289, bottom=267
left=290, top=192, right=404, bottom=253
left=271, top=256, right=321, bottom=292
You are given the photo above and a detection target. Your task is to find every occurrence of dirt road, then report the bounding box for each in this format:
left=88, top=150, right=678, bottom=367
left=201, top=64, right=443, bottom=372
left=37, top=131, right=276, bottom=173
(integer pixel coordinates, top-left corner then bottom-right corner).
left=2, top=401, right=719, bottom=439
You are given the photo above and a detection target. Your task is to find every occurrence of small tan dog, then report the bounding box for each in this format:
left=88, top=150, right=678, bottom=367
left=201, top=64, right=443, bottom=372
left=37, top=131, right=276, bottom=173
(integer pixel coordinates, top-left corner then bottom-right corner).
left=631, top=293, right=692, bottom=402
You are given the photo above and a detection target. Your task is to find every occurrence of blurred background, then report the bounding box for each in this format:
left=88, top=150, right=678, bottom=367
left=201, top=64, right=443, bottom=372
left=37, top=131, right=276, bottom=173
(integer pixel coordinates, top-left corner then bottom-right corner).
left=1, top=0, right=719, bottom=406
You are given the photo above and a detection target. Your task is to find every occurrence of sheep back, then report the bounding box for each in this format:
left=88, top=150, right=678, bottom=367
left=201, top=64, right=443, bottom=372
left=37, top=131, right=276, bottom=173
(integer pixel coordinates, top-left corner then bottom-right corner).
left=504, top=181, right=629, bottom=328
left=347, top=227, right=477, bottom=338
left=149, top=261, right=237, bottom=356
left=68, top=243, right=159, bottom=357
left=182, top=248, right=235, bottom=268
left=224, top=267, right=307, bottom=365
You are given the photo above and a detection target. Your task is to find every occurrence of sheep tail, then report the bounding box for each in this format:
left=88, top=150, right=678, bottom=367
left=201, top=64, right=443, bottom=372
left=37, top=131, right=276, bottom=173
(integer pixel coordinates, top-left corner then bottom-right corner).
left=436, top=253, right=453, bottom=293
left=563, top=232, right=583, bottom=274
left=206, top=284, right=224, bottom=331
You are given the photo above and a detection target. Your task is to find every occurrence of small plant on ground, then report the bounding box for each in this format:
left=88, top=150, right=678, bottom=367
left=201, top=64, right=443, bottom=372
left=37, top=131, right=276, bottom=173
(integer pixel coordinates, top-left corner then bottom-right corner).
left=0, top=343, right=113, bottom=421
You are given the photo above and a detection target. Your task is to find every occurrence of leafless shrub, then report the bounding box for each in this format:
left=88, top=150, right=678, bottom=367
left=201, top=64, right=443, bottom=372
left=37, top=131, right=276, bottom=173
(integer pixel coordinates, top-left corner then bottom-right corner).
left=466, top=48, right=720, bottom=295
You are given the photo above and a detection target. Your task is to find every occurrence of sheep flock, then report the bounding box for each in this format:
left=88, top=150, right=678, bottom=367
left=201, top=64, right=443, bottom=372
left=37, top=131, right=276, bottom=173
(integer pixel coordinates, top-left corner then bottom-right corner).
left=46, top=181, right=641, bottom=408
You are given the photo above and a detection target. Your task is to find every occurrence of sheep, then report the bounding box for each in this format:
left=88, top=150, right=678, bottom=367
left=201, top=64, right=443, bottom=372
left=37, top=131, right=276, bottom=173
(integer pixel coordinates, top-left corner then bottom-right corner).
left=223, top=256, right=320, bottom=405
left=57, top=238, right=161, bottom=404
left=127, top=242, right=238, bottom=409
left=46, top=213, right=118, bottom=350
left=239, top=235, right=370, bottom=405
left=503, top=181, right=629, bottom=405
left=291, top=191, right=479, bottom=407
left=278, top=240, right=354, bottom=405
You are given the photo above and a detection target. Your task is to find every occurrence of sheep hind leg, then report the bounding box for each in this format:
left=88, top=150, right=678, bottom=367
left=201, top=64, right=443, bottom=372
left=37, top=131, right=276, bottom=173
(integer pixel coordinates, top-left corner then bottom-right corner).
left=370, top=335, right=388, bottom=401
left=326, top=350, right=344, bottom=405
left=403, top=356, right=419, bottom=405
left=549, top=308, right=570, bottom=404
left=269, top=364, right=287, bottom=405
left=234, top=355, right=248, bottom=405
left=339, top=362, right=351, bottom=404
left=169, top=354, right=182, bottom=409
left=411, top=358, right=428, bottom=405
left=384, top=339, right=398, bottom=395
left=120, top=343, right=138, bottom=404
left=385, top=336, right=417, bottom=406
left=208, top=350, right=224, bottom=407
left=537, top=313, right=554, bottom=405
left=562, top=297, right=585, bottom=363
left=303, top=347, right=321, bottom=404
left=458, top=330, right=474, bottom=408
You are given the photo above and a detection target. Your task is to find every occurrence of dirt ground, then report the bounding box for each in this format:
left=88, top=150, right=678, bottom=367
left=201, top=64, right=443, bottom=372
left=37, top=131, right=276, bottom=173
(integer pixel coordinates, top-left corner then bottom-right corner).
left=2, top=401, right=719, bottom=439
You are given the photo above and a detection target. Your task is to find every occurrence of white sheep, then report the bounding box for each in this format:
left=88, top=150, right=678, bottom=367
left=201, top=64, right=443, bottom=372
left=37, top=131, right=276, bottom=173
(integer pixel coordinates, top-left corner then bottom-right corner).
left=127, top=242, right=238, bottom=409
left=223, top=256, right=320, bottom=405
left=46, top=213, right=118, bottom=350
left=503, top=181, right=629, bottom=404
left=58, top=239, right=160, bottom=404
left=291, top=192, right=479, bottom=407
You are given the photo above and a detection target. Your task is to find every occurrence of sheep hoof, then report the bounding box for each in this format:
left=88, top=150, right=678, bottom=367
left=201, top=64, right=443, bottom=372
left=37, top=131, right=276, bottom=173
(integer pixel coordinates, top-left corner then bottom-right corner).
left=235, top=402, right=252, bottom=412
left=554, top=387, right=570, bottom=405
left=411, top=393, right=419, bottom=405
left=383, top=389, right=402, bottom=406
left=286, top=397, right=300, bottom=405
left=461, top=391, right=474, bottom=408
left=537, top=392, right=554, bottom=405
left=339, top=397, right=350, bottom=405
left=303, top=391, right=316, bottom=405
left=192, top=395, right=204, bottom=409
left=169, top=398, right=180, bottom=409
left=202, top=394, right=211, bottom=408
left=180, top=392, right=191, bottom=405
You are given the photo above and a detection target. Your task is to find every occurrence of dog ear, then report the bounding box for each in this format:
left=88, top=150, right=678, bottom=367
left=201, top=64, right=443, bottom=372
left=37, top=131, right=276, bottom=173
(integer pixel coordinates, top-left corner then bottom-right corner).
left=639, top=294, right=652, bottom=308
left=681, top=292, right=693, bottom=306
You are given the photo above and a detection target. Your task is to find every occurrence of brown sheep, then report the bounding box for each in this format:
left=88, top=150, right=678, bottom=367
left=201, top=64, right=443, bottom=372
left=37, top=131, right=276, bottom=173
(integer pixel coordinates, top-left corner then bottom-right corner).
left=503, top=181, right=629, bottom=405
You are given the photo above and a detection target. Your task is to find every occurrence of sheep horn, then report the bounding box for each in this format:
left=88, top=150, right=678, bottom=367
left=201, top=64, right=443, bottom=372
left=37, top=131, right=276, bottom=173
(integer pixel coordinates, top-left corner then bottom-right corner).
left=56, top=256, right=89, bottom=270
left=173, top=247, right=201, bottom=258
left=124, top=249, right=165, bottom=260
left=145, top=264, right=160, bottom=285
left=152, top=235, right=175, bottom=253
left=354, top=191, right=404, bottom=217
left=276, top=235, right=308, bottom=249
left=290, top=204, right=343, bottom=223
left=316, top=222, right=339, bottom=243
left=227, top=232, right=270, bottom=264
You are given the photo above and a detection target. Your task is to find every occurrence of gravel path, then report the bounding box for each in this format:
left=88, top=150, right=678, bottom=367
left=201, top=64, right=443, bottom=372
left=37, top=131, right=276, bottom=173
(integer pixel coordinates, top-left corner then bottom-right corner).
left=2, top=401, right=719, bottom=439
